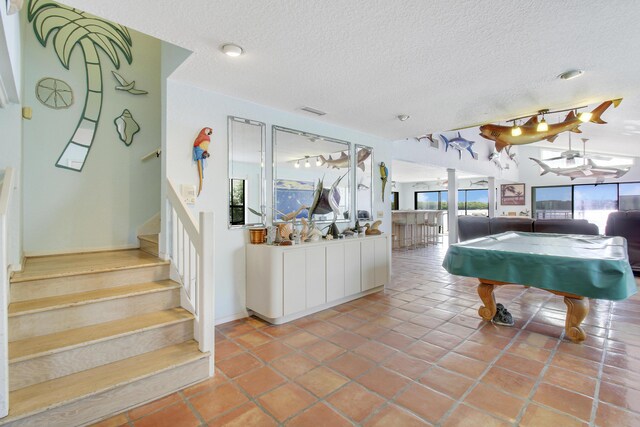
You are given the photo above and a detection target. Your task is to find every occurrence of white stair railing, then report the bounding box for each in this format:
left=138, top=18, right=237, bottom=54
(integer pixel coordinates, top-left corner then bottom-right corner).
left=165, top=179, right=214, bottom=374
left=0, top=168, right=15, bottom=417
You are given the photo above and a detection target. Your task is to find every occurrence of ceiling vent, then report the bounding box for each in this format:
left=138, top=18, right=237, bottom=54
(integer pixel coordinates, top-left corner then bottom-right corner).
left=301, top=106, right=327, bottom=116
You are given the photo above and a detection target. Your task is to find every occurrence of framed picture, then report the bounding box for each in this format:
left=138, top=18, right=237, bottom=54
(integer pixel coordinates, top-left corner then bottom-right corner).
left=501, top=183, right=525, bottom=205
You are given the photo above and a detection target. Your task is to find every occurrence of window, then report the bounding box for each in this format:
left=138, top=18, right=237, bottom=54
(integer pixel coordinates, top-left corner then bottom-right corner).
left=391, top=192, right=399, bottom=210
left=532, top=186, right=572, bottom=219
left=229, top=179, right=246, bottom=225
left=415, top=191, right=440, bottom=209
left=414, top=189, right=487, bottom=215
left=620, top=183, right=640, bottom=210
left=533, top=182, right=640, bottom=232
left=574, top=184, right=617, bottom=231
left=463, top=189, right=489, bottom=216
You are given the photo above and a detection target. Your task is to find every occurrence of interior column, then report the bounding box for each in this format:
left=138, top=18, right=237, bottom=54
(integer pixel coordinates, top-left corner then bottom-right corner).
left=447, top=168, right=458, bottom=244
left=488, top=176, right=496, bottom=218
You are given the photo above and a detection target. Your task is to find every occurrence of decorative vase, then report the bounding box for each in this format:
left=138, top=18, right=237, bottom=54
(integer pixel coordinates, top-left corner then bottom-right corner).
left=249, top=228, right=266, bottom=244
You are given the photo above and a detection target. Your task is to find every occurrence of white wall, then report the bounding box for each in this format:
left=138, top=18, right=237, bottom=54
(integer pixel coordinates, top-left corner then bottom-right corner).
left=164, top=79, right=392, bottom=324
left=22, top=20, right=161, bottom=254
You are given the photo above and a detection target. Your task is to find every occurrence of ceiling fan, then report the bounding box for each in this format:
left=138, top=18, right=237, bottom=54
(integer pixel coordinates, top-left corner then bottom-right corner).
left=542, top=135, right=611, bottom=164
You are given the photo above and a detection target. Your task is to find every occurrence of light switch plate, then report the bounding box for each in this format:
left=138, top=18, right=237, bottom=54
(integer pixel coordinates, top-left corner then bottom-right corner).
left=181, top=184, right=197, bottom=205
left=377, top=211, right=384, bottom=218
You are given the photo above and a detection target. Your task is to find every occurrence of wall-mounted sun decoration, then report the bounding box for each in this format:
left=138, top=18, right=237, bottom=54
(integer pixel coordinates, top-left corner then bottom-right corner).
left=35, top=77, right=74, bottom=109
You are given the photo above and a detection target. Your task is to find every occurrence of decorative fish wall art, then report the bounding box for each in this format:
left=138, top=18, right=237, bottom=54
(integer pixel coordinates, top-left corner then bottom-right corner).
left=318, top=149, right=371, bottom=171
left=440, top=133, right=478, bottom=160
left=529, top=157, right=630, bottom=184
left=479, top=99, right=622, bottom=152
left=489, top=150, right=509, bottom=171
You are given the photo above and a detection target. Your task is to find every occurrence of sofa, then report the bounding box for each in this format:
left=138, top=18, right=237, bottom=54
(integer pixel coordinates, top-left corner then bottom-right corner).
left=457, top=216, right=599, bottom=242
left=605, top=211, right=640, bottom=275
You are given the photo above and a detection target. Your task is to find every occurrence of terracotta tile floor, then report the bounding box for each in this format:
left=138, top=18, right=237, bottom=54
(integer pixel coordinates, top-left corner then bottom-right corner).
left=93, top=243, right=640, bottom=426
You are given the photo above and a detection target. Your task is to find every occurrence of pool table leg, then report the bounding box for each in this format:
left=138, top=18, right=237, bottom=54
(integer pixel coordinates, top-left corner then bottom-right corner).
left=563, top=296, right=589, bottom=343
left=477, top=282, right=497, bottom=321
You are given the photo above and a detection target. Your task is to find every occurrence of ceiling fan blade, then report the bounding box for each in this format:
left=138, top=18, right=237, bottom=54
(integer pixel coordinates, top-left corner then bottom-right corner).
left=543, top=156, right=564, bottom=161
left=589, top=155, right=612, bottom=161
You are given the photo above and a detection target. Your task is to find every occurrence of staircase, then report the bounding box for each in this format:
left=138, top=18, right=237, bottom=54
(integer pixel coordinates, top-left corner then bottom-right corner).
left=138, top=234, right=159, bottom=257
left=1, top=248, right=210, bottom=426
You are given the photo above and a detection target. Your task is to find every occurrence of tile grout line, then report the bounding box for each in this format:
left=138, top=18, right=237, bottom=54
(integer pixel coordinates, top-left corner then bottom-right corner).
left=434, top=285, right=550, bottom=427
left=512, top=313, right=567, bottom=425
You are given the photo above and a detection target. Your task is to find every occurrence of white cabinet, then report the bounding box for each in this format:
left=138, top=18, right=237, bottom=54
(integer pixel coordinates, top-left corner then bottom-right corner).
left=374, top=237, right=389, bottom=288
left=344, top=241, right=361, bottom=297
left=246, top=235, right=389, bottom=324
left=361, top=239, right=376, bottom=291
left=283, top=250, right=306, bottom=316
left=306, top=246, right=326, bottom=308
left=326, top=244, right=345, bottom=302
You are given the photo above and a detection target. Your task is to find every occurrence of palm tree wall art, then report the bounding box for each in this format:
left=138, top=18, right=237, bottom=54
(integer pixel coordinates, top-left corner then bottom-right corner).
left=28, top=0, right=133, bottom=171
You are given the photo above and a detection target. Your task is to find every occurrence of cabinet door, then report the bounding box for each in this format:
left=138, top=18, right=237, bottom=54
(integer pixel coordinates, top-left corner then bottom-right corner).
left=361, top=239, right=376, bottom=291
left=374, top=237, right=389, bottom=287
left=344, top=241, right=361, bottom=296
left=326, top=244, right=345, bottom=302
left=306, top=246, right=326, bottom=308
left=283, top=250, right=306, bottom=316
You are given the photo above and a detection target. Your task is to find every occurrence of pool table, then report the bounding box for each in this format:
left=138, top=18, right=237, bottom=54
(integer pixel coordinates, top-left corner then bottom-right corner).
left=442, top=232, right=637, bottom=342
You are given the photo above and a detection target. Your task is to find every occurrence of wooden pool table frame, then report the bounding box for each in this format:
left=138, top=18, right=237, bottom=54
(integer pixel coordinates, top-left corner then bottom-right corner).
left=477, top=278, right=589, bottom=343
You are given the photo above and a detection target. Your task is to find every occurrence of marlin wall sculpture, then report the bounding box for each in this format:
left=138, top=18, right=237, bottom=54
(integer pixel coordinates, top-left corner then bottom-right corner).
left=479, top=99, right=622, bottom=152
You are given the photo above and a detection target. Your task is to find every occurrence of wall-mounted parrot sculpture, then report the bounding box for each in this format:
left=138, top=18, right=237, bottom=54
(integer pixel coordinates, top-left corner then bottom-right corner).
left=193, top=127, right=212, bottom=196
left=379, top=162, right=388, bottom=202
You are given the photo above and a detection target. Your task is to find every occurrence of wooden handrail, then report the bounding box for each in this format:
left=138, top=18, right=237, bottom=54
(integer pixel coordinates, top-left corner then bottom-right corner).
left=141, top=148, right=161, bottom=161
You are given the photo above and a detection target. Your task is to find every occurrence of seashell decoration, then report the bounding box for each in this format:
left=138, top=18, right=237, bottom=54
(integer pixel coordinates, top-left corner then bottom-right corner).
left=114, top=109, right=140, bottom=146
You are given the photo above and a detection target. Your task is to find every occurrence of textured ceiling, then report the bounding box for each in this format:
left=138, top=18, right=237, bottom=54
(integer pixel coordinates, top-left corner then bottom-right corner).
left=63, top=0, right=640, bottom=155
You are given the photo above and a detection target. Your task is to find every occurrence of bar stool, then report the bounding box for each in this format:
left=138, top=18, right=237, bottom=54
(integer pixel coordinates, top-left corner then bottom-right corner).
left=392, top=212, right=408, bottom=250
left=404, top=212, right=417, bottom=249
left=415, top=211, right=426, bottom=247
left=425, top=211, right=439, bottom=245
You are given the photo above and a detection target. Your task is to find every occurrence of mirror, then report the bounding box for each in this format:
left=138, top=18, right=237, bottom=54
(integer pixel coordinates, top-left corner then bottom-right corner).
left=355, top=145, right=373, bottom=221
left=228, top=116, right=266, bottom=228
left=273, top=126, right=351, bottom=223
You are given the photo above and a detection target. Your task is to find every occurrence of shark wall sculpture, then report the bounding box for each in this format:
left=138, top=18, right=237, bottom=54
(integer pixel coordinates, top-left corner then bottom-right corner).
left=318, top=149, right=371, bottom=171
left=489, top=150, right=509, bottom=171
left=529, top=157, right=630, bottom=184
left=479, top=99, right=622, bottom=152
left=440, top=133, right=478, bottom=160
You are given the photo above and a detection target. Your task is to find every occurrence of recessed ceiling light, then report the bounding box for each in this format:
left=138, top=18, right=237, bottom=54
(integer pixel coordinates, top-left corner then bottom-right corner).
left=558, top=69, right=584, bottom=80
left=222, top=43, right=244, bottom=57
left=397, top=115, right=410, bottom=121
